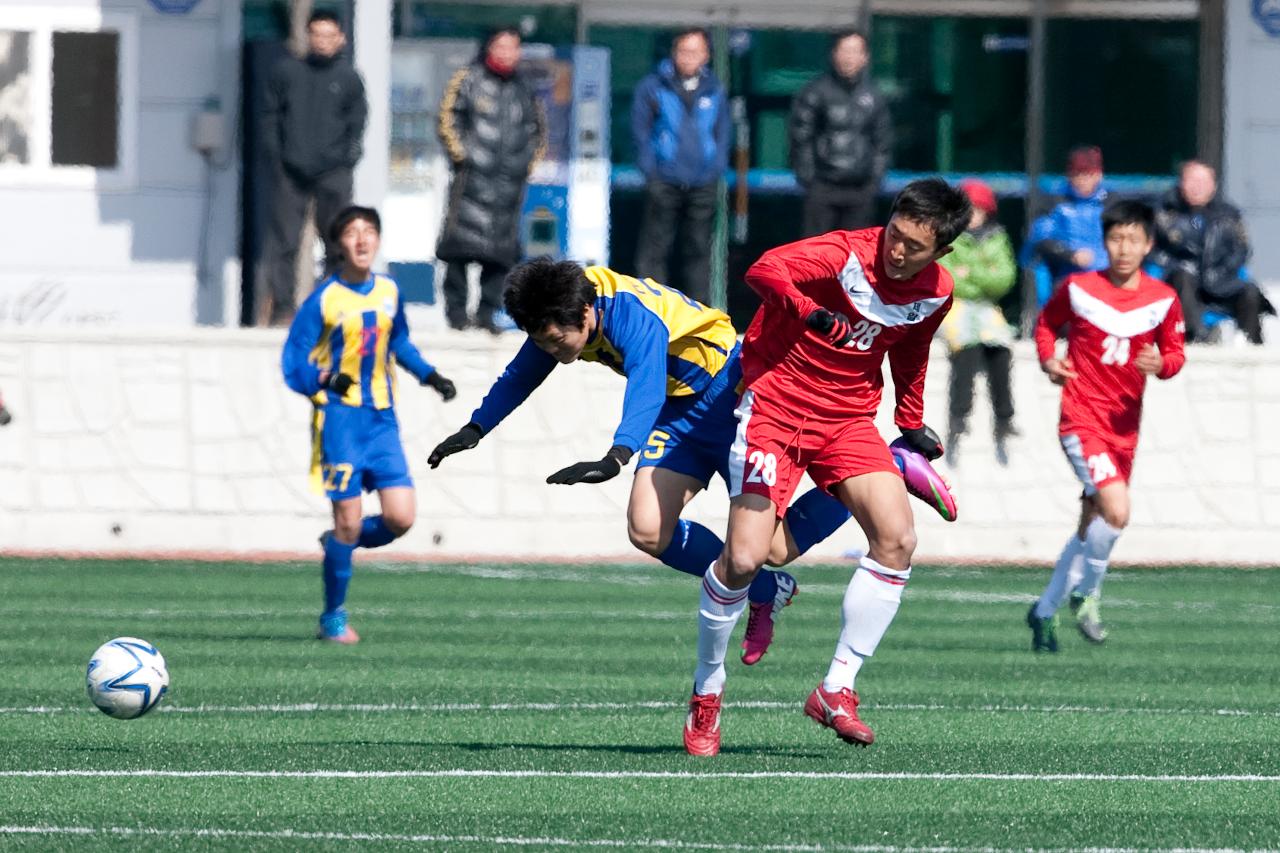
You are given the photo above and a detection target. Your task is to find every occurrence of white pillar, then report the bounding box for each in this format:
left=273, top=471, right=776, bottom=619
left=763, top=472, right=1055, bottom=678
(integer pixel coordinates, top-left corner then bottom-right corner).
left=353, top=0, right=392, bottom=210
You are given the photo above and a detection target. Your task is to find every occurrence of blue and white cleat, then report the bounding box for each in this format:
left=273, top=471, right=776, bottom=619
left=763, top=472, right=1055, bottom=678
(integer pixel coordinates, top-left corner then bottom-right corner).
left=317, top=608, right=360, bottom=645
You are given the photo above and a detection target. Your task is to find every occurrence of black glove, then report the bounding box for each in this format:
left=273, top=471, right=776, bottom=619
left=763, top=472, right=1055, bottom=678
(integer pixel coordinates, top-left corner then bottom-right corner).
left=324, top=372, right=354, bottom=396
left=423, top=371, right=457, bottom=402
left=899, top=425, right=944, bottom=461
left=805, top=308, right=855, bottom=348
left=546, top=445, right=633, bottom=485
left=428, top=423, right=483, bottom=468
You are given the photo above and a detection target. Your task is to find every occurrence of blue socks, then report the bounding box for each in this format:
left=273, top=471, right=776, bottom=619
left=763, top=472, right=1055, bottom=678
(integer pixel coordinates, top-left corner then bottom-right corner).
left=785, top=487, right=852, bottom=555
left=656, top=518, right=780, bottom=606
left=322, top=536, right=356, bottom=616
left=358, top=515, right=397, bottom=549
left=322, top=516, right=398, bottom=619
left=658, top=519, right=722, bottom=577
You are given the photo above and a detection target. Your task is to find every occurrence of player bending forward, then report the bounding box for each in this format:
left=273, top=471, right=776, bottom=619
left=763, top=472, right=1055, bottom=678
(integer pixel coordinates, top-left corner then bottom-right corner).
left=1027, top=200, right=1185, bottom=651
left=282, top=206, right=458, bottom=643
left=429, top=259, right=858, bottom=664
left=683, top=178, right=970, bottom=756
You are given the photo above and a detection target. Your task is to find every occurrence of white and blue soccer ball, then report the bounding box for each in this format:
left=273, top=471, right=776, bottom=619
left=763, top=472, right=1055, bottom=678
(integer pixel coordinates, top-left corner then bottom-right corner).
left=85, top=637, right=169, bottom=719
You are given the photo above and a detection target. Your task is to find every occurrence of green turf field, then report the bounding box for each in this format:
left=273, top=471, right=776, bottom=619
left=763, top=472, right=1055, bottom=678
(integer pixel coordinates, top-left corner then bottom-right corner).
left=1, top=556, right=1278, bottom=851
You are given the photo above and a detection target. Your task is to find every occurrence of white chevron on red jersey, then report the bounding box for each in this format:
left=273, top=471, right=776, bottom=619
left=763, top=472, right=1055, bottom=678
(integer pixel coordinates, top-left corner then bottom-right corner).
left=1066, top=280, right=1176, bottom=339
left=741, top=227, right=953, bottom=427
left=838, top=250, right=952, bottom=328
left=1035, top=270, right=1186, bottom=450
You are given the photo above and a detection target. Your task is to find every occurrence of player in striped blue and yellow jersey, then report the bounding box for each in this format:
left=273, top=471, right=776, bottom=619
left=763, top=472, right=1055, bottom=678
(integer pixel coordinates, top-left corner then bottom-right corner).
left=282, top=206, right=458, bottom=644
left=428, top=259, right=852, bottom=664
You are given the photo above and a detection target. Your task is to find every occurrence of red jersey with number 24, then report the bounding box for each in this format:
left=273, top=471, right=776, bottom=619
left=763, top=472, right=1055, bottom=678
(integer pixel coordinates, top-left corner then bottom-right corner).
left=1034, top=270, right=1186, bottom=450
left=740, top=228, right=953, bottom=428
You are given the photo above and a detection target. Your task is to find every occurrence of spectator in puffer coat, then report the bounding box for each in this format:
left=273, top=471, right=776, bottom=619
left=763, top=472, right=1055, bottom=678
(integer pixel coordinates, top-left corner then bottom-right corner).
left=437, top=27, right=545, bottom=333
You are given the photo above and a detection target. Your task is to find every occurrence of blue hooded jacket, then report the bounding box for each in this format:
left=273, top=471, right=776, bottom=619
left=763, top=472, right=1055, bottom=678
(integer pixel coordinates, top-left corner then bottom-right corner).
left=1023, top=185, right=1110, bottom=283
left=631, top=60, right=730, bottom=188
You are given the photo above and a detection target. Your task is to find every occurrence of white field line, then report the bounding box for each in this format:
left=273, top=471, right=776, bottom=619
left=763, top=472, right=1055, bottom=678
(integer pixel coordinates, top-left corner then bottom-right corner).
left=6, top=594, right=1273, bottom=618
left=2, top=769, right=1279, bottom=783
left=0, top=826, right=1267, bottom=853
left=3, top=700, right=1278, bottom=718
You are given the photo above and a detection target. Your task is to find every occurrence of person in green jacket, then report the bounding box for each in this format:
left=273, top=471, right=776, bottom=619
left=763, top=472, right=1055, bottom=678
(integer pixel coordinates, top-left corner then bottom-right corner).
left=938, top=179, right=1019, bottom=466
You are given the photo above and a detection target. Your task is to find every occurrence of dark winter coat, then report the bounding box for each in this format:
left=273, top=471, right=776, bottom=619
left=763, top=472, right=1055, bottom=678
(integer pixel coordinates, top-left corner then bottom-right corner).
left=262, top=52, right=367, bottom=182
left=788, top=70, right=891, bottom=189
left=630, top=60, right=730, bottom=188
left=436, top=62, right=544, bottom=267
left=1150, top=188, right=1252, bottom=300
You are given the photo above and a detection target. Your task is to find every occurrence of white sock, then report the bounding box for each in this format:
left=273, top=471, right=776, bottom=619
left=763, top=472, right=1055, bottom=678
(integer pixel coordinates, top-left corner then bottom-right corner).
left=1034, top=536, right=1085, bottom=619
left=693, top=567, right=749, bottom=696
left=1077, top=516, right=1122, bottom=598
left=822, top=557, right=910, bottom=693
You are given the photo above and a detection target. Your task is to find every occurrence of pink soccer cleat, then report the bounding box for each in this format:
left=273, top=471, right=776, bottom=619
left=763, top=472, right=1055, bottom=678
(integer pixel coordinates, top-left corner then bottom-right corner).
left=889, top=438, right=958, bottom=522
left=740, top=571, right=798, bottom=665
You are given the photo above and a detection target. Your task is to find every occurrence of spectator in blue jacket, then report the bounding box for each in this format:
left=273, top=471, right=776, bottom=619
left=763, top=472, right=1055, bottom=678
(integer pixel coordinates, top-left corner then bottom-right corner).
left=631, top=29, right=731, bottom=305
left=1024, top=146, right=1109, bottom=290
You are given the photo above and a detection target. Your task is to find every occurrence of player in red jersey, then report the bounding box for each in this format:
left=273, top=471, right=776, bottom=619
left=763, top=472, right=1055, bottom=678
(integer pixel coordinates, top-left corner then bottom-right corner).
left=683, top=178, right=972, bottom=755
left=1027, top=200, right=1186, bottom=652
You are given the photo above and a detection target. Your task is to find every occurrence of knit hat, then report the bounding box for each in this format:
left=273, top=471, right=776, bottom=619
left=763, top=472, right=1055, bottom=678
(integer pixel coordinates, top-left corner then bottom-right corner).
left=1066, top=145, right=1103, bottom=176
left=958, top=179, right=997, bottom=215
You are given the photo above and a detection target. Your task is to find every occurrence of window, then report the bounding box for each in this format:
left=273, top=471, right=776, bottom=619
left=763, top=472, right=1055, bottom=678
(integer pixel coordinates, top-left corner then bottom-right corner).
left=0, top=7, right=136, bottom=187
left=0, top=31, right=33, bottom=165
left=50, top=31, right=119, bottom=168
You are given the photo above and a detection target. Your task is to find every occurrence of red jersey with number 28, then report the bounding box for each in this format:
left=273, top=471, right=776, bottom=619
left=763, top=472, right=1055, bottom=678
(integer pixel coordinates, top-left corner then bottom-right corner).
left=740, top=228, right=953, bottom=428
left=1034, top=270, right=1186, bottom=450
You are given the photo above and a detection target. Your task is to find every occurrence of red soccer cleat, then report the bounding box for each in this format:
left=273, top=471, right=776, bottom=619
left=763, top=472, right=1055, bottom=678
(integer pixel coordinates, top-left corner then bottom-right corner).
left=804, top=683, right=874, bottom=746
left=683, top=691, right=723, bottom=756
left=740, top=571, right=798, bottom=666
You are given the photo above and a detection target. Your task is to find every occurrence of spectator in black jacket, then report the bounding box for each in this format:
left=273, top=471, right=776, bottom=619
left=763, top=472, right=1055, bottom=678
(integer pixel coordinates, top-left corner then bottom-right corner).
left=261, top=10, right=367, bottom=326
left=789, top=29, right=892, bottom=236
left=436, top=28, right=544, bottom=333
left=1151, top=160, right=1272, bottom=344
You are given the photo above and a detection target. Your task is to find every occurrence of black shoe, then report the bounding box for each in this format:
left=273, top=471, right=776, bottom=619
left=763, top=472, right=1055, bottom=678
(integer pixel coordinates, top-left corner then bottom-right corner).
left=995, top=419, right=1021, bottom=439
left=0, top=405, right=11, bottom=427
left=446, top=316, right=469, bottom=331
left=1026, top=604, right=1059, bottom=653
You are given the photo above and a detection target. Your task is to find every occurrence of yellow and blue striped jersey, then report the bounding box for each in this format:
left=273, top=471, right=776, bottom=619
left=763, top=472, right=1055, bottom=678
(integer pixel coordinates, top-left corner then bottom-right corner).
left=470, top=266, right=739, bottom=452
left=578, top=266, right=737, bottom=397
left=281, top=273, right=437, bottom=410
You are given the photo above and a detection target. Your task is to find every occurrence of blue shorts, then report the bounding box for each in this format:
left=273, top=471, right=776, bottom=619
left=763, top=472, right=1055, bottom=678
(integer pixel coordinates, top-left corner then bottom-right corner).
left=635, top=347, right=742, bottom=487
left=310, top=404, right=413, bottom=500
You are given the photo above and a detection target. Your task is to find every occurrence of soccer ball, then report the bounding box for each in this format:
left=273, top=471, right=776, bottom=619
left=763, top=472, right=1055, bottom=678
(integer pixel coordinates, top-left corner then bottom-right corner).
left=85, top=637, right=169, bottom=719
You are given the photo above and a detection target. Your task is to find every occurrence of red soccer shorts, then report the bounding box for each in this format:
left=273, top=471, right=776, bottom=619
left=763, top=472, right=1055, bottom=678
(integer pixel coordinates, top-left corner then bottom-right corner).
left=727, top=389, right=897, bottom=515
left=1060, top=431, right=1134, bottom=495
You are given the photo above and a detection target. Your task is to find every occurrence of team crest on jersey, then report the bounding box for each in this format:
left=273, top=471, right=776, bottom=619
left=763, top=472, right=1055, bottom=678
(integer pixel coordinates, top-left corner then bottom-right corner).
left=383, top=297, right=397, bottom=318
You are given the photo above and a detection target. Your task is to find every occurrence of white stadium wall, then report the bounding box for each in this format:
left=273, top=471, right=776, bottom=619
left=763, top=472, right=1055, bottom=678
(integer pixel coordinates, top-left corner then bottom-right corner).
left=0, top=329, right=1276, bottom=566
